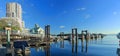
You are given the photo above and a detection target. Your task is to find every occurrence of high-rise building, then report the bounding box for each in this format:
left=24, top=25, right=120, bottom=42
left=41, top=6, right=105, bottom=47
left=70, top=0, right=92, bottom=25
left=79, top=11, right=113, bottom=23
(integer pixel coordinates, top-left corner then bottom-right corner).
left=6, top=2, right=22, bottom=19
left=6, top=2, right=24, bottom=30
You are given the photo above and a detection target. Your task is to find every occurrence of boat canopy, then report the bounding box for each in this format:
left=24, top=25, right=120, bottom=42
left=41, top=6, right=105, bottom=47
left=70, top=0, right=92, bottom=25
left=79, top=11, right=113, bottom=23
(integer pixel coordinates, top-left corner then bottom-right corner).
left=13, top=41, right=28, bottom=48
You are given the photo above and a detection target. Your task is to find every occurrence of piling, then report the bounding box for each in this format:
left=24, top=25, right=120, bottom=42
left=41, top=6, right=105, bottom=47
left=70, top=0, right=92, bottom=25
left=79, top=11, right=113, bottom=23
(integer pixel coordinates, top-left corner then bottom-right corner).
left=81, top=30, right=89, bottom=53
left=45, top=25, right=51, bottom=56
left=75, top=28, right=78, bottom=53
left=71, top=28, right=78, bottom=53
left=47, top=25, right=50, bottom=42
left=60, top=32, right=64, bottom=48
left=45, top=26, right=47, bottom=42
left=72, top=29, right=74, bottom=54
left=81, top=31, right=84, bottom=52
left=85, top=32, right=88, bottom=53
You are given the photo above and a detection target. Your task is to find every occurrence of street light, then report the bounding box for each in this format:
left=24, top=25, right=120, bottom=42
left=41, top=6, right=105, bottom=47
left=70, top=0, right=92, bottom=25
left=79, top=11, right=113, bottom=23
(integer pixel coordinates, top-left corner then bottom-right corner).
left=5, top=23, right=11, bottom=48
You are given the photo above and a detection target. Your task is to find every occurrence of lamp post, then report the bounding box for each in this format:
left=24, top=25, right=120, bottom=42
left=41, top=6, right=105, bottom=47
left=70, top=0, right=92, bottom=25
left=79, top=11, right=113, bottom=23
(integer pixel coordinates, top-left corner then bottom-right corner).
left=5, top=24, right=11, bottom=48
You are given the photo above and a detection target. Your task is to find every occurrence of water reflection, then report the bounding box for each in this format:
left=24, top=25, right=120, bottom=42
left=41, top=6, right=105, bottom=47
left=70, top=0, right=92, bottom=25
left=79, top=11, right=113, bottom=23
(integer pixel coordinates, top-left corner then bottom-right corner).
left=45, top=44, right=50, bottom=56
left=117, top=42, right=120, bottom=56
left=30, top=35, right=113, bottom=56
left=60, top=40, right=64, bottom=48
left=72, top=40, right=74, bottom=54
left=117, top=48, right=120, bottom=56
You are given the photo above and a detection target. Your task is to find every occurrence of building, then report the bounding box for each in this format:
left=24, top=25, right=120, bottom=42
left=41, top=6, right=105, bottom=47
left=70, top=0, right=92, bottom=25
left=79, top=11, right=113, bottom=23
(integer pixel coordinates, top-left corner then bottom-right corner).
left=30, top=24, right=44, bottom=37
left=6, top=2, right=24, bottom=30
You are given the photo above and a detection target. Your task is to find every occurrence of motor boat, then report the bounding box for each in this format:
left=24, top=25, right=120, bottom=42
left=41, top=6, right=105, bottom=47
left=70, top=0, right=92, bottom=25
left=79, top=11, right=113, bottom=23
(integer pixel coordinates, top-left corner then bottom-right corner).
left=13, top=40, right=30, bottom=55
left=117, top=33, right=120, bottom=39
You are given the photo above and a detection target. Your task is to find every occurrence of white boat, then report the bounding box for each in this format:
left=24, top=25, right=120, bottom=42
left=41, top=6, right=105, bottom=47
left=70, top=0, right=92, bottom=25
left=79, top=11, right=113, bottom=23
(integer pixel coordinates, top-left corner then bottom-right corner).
left=117, top=33, right=120, bottom=39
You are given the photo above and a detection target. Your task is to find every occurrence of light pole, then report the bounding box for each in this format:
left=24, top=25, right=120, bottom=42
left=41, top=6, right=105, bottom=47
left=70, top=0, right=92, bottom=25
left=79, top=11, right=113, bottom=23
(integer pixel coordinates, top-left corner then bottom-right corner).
left=5, top=24, right=11, bottom=48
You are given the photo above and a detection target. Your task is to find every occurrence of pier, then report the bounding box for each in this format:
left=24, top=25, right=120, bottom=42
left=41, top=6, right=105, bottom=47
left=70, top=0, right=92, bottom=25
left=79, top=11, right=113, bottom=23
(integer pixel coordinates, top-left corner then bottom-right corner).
left=0, top=25, right=105, bottom=56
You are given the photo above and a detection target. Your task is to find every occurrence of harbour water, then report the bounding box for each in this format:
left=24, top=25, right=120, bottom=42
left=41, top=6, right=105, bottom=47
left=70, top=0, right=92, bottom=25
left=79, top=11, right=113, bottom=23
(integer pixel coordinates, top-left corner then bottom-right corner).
left=30, top=34, right=119, bottom=56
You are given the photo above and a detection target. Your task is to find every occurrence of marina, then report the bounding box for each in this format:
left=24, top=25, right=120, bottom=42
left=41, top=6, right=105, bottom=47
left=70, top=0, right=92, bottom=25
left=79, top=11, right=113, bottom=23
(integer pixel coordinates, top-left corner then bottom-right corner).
left=0, top=34, right=118, bottom=56
left=0, top=0, right=120, bottom=56
left=0, top=27, right=106, bottom=56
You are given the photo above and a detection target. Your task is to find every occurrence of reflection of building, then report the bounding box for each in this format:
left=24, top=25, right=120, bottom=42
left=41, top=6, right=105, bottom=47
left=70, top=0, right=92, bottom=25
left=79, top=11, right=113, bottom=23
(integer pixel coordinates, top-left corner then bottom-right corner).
left=30, top=24, right=44, bottom=37
left=6, top=2, right=24, bottom=30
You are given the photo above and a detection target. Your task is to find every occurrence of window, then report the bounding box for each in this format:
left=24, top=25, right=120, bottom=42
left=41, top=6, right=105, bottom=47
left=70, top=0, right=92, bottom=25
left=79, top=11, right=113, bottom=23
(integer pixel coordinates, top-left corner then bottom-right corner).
left=12, top=12, right=14, bottom=17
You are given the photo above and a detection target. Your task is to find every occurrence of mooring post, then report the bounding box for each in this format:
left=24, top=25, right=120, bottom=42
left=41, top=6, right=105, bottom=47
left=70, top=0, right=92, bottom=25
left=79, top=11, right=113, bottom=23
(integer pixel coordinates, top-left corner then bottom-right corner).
left=81, top=30, right=84, bottom=52
left=72, top=29, right=74, bottom=53
left=75, top=28, right=78, bottom=53
left=85, top=30, right=88, bottom=53
left=45, top=26, right=47, bottom=42
left=60, top=32, right=64, bottom=48
left=47, top=25, right=50, bottom=42
left=47, top=25, right=49, bottom=41
left=45, top=25, right=50, bottom=56
left=45, top=25, right=50, bottom=42
left=62, top=32, right=64, bottom=48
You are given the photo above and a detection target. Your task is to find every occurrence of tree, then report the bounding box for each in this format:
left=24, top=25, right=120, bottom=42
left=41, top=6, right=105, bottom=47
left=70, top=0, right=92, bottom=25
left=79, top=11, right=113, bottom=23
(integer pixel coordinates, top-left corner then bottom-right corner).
left=0, top=18, right=21, bottom=31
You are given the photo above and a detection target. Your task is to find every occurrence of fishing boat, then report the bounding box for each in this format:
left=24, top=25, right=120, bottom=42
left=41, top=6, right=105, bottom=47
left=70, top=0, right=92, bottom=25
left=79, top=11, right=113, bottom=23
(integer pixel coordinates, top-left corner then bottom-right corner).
left=117, top=33, right=120, bottom=39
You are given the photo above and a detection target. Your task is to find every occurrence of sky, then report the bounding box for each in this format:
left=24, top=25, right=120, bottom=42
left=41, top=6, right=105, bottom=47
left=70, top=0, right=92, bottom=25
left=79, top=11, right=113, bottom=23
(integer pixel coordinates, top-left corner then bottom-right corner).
left=0, top=0, right=120, bottom=34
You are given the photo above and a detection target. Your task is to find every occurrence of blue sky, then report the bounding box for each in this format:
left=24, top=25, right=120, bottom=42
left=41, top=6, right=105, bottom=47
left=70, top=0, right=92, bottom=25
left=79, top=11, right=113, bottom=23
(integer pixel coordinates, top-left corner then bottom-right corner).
left=0, top=0, right=120, bottom=34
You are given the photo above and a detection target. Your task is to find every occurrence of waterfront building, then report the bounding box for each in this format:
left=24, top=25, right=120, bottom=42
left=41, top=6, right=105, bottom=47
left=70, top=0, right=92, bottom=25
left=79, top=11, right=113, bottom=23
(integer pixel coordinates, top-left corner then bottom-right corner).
left=30, top=24, right=44, bottom=37
left=0, top=2, right=45, bottom=36
left=6, top=2, right=24, bottom=30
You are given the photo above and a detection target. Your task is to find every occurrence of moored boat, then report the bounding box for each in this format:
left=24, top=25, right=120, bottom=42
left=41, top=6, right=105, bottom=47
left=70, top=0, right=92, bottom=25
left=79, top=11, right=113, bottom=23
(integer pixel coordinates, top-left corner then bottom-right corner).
left=13, top=40, right=30, bottom=55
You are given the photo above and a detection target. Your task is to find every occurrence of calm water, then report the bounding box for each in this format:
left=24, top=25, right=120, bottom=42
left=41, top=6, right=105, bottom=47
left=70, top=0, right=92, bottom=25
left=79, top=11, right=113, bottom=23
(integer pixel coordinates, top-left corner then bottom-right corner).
left=30, top=35, right=119, bottom=56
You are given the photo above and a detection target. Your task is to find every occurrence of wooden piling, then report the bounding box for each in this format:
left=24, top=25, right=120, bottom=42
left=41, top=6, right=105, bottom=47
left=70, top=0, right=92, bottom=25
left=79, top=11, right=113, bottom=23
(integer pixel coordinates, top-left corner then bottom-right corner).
left=85, top=30, right=88, bottom=53
left=60, top=32, right=64, bottom=48
left=72, top=29, right=74, bottom=53
left=75, top=28, right=78, bottom=53
left=81, top=31, right=84, bottom=52
left=45, top=25, right=50, bottom=56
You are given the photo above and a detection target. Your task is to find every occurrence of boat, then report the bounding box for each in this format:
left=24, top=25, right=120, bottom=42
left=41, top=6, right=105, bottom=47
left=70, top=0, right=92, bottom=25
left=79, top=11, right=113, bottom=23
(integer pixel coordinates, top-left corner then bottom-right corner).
left=64, top=36, right=70, bottom=40
left=13, top=40, right=30, bottom=55
left=117, top=33, right=120, bottom=39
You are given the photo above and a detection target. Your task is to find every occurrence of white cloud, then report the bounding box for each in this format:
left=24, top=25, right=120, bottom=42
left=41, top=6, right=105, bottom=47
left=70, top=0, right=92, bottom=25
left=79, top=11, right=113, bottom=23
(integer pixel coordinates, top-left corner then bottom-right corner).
left=60, top=26, right=65, bottom=29
left=113, top=11, right=117, bottom=15
left=76, top=7, right=86, bottom=11
left=81, top=8, right=86, bottom=10
left=85, top=14, right=91, bottom=19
